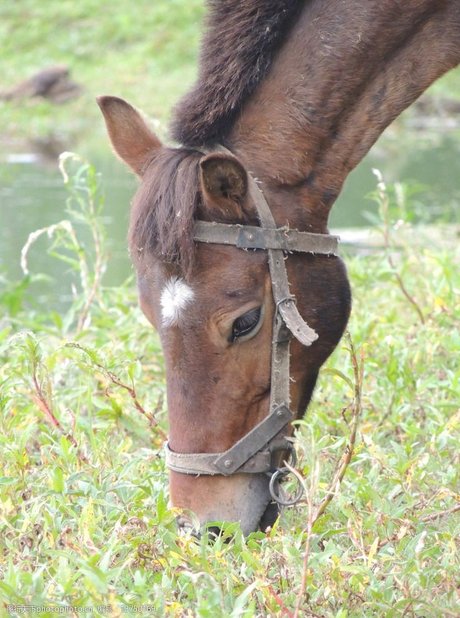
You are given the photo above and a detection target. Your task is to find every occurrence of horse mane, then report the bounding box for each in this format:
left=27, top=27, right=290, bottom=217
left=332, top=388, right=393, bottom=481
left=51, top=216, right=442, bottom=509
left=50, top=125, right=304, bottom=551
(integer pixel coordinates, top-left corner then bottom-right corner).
left=130, top=2, right=304, bottom=272
left=170, top=0, right=304, bottom=146
left=129, top=148, right=203, bottom=274
left=129, top=145, right=257, bottom=274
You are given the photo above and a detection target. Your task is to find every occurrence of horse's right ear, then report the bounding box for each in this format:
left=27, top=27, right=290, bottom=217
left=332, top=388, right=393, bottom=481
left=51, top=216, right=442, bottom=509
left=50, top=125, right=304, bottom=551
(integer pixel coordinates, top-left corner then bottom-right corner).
left=97, top=96, right=162, bottom=176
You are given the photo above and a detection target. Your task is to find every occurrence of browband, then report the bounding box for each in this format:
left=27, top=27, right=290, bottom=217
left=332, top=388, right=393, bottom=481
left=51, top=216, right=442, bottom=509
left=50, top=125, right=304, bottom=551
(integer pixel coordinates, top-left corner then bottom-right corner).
left=193, top=220, right=339, bottom=255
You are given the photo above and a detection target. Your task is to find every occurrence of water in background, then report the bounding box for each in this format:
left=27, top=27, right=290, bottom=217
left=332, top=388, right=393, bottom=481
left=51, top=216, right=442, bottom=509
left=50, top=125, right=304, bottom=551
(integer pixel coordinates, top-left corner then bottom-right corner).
left=1, top=113, right=459, bottom=310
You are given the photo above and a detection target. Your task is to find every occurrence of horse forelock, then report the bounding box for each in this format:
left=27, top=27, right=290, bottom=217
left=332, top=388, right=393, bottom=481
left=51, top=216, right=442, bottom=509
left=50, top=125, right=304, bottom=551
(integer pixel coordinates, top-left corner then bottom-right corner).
left=128, top=147, right=202, bottom=275
left=128, top=146, right=256, bottom=276
left=170, top=0, right=304, bottom=147
left=131, top=1, right=305, bottom=271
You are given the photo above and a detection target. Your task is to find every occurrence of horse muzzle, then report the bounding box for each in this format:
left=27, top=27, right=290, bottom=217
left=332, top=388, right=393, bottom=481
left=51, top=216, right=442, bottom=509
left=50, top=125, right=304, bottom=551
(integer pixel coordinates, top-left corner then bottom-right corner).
left=171, top=470, right=274, bottom=537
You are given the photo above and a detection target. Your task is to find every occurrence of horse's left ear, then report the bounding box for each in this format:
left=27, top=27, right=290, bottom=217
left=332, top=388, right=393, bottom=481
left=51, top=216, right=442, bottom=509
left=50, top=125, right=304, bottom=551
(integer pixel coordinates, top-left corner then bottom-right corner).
left=199, top=153, right=248, bottom=209
left=97, top=95, right=162, bottom=176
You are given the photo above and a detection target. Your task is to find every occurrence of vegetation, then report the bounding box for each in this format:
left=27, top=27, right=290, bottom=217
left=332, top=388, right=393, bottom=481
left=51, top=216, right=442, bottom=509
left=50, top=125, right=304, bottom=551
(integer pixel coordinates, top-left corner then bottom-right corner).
left=1, top=0, right=204, bottom=143
left=1, top=154, right=458, bottom=617
left=1, top=0, right=459, bottom=146
left=1, top=2, right=459, bottom=616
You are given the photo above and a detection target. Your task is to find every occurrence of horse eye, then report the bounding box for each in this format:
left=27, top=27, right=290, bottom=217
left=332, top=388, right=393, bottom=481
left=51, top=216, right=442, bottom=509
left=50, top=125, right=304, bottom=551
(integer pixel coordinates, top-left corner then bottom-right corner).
left=230, top=307, right=262, bottom=343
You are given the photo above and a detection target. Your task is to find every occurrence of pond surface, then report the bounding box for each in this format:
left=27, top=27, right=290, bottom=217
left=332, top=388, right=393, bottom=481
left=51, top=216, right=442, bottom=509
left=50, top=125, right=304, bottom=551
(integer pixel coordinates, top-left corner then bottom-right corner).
left=1, top=111, right=459, bottom=310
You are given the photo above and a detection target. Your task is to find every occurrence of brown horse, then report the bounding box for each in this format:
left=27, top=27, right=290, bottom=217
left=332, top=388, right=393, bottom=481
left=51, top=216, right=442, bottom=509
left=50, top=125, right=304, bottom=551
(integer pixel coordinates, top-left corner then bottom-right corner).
left=98, top=0, right=460, bottom=535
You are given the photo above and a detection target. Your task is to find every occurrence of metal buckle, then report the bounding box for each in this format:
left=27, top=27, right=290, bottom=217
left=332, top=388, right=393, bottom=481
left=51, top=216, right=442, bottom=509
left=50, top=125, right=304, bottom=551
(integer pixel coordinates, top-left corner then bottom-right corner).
left=275, top=296, right=296, bottom=311
left=268, top=440, right=297, bottom=469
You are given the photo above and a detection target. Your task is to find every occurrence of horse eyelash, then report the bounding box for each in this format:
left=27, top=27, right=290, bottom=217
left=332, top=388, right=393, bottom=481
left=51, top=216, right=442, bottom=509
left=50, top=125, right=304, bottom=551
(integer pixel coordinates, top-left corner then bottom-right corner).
left=231, top=307, right=262, bottom=342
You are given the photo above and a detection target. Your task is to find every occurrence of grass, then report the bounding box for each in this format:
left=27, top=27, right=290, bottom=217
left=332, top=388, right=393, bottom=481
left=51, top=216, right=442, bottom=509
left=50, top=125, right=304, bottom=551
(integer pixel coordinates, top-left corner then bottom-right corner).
left=1, top=0, right=204, bottom=143
left=0, top=155, right=459, bottom=617
left=1, top=0, right=460, bottom=148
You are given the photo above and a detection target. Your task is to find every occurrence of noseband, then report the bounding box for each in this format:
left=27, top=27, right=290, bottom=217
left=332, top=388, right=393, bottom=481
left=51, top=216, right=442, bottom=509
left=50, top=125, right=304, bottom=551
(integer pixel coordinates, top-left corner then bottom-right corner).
left=165, top=146, right=339, bottom=505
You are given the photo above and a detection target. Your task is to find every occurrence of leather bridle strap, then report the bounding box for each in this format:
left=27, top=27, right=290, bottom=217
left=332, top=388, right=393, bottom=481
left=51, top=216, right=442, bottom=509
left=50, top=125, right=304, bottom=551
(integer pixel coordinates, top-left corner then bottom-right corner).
left=246, top=166, right=321, bottom=348
left=193, top=220, right=338, bottom=254
left=164, top=405, right=292, bottom=476
left=164, top=147, right=339, bottom=479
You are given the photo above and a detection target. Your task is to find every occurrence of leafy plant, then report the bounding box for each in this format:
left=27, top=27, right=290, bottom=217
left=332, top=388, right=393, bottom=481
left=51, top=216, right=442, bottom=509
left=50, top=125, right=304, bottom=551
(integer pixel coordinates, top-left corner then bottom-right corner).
left=0, top=163, right=459, bottom=617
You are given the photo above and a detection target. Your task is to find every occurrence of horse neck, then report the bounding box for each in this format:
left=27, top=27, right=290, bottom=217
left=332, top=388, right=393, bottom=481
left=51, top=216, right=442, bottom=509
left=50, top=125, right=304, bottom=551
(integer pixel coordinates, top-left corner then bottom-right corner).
left=229, top=0, right=460, bottom=232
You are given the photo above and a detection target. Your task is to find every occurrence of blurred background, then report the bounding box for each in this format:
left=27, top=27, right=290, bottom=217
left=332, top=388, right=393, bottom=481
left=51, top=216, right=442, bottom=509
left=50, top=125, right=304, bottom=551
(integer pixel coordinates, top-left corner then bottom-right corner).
left=1, top=0, right=459, bottom=307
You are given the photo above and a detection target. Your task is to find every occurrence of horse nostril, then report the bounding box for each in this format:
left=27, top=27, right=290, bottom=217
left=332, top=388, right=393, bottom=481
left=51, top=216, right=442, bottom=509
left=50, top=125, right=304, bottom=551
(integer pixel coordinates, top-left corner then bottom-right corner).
left=176, top=515, right=200, bottom=539
left=259, top=501, right=279, bottom=532
left=206, top=525, right=222, bottom=540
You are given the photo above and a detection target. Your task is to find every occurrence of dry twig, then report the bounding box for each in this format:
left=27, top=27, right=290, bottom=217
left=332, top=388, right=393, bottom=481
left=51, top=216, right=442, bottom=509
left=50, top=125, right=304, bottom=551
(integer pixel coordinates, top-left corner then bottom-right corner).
left=293, top=332, right=364, bottom=617
left=373, top=169, right=425, bottom=325
left=67, top=342, right=167, bottom=439
left=377, top=502, right=460, bottom=550
left=314, top=334, right=363, bottom=521
left=31, top=362, right=88, bottom=463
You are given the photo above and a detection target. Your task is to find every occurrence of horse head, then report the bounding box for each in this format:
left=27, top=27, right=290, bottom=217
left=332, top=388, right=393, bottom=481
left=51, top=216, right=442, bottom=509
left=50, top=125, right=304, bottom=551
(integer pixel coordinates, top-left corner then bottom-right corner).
left=98, top=96, right=351, bottom=534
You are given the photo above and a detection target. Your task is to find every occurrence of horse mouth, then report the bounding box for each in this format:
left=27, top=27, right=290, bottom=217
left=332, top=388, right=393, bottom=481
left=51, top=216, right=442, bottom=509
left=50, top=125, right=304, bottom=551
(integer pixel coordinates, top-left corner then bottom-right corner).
left=258, top=500, right=279, bottom=531
left=176, top=500, right=279, bottom=538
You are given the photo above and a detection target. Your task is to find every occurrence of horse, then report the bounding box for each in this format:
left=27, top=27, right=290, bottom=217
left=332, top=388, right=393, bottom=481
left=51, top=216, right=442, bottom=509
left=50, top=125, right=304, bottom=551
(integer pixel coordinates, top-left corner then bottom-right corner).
left=98, top=0, right=460, bottom=535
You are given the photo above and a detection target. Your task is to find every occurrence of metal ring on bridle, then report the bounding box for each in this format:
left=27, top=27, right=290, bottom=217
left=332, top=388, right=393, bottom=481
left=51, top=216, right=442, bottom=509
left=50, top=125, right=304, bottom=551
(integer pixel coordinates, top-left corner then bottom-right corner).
left=268, top=466, right=305, bottom=506
left=269, top=440, right=297, bottom=468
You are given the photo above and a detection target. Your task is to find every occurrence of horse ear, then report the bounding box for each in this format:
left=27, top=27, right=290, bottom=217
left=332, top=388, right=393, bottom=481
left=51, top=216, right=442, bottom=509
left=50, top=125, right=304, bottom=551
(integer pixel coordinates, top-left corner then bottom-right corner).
left=199, top=153, right=248, bottom=209
left=97, top=96, right=162, bottom=176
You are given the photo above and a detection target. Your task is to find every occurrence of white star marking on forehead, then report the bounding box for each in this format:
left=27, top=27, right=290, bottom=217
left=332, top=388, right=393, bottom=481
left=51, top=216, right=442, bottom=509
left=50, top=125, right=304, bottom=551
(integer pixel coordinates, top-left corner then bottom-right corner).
left=160, top=277, right=195, bottom=327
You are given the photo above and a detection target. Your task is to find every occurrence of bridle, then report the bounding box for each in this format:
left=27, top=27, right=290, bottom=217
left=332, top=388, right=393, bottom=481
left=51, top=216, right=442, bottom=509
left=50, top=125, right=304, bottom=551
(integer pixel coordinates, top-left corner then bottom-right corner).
left=165, top=146, right=339, bottom=506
